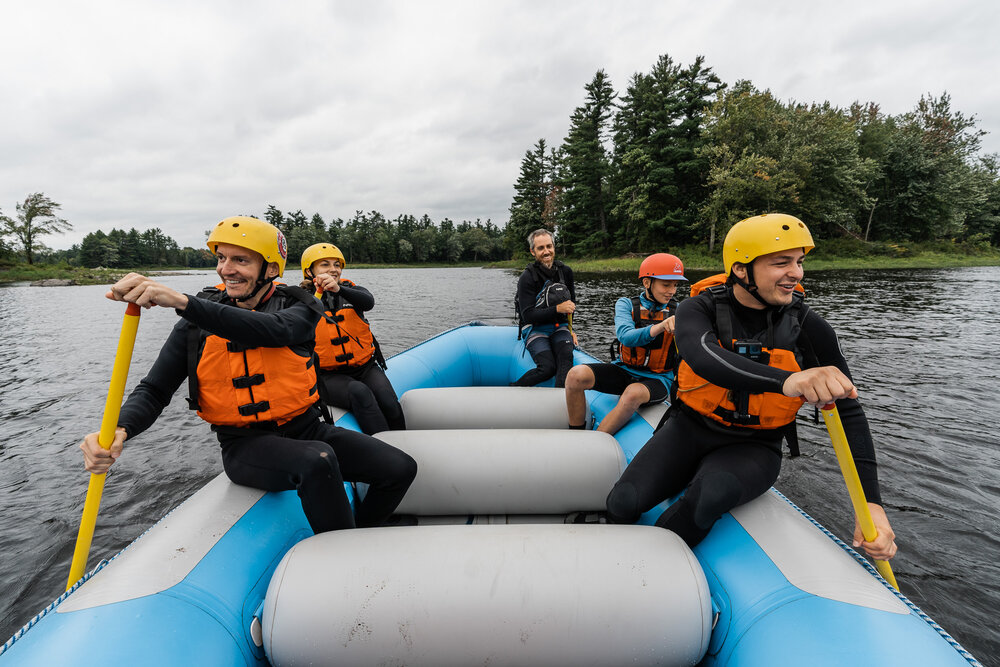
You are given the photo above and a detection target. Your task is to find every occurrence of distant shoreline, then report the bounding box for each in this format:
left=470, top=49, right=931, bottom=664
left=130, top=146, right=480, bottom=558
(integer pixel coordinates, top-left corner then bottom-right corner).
left=3, top=251, right=999, bottom=286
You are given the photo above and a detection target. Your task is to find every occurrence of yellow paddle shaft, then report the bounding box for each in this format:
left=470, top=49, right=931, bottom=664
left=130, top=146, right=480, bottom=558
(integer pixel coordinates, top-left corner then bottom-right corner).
left=820, top=403, right=899, bottom=590
left=66, top=303, right=142, bottom=590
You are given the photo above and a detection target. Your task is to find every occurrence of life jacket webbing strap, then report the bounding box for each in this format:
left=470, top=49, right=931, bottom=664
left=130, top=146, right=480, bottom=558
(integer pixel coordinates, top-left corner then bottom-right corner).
left=713, top=404, right=761, bottom=426
left=232, top=373, right=264, bottom=389
left=238, top=400, right=270, bottom=417
left=373, top=337, right=387, bottom=370
left=186, top=324, right=201, bottom=410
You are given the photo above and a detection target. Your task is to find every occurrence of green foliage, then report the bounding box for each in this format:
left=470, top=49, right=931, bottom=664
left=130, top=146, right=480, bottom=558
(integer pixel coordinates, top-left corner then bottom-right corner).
left=505, top=139, right=552, bottom=255
left=556, top=70, right=617, bottom=255
left=611, top=55, right=724, bottom=251
left=73, top=227, right=214, bottom=269
left=0, top=193, right=72, bottom=264
left=510, top=52, right=999, bottom=260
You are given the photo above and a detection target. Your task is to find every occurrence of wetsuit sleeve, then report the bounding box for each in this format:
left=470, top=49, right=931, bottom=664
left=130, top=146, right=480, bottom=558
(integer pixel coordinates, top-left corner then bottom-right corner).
left=615, top=296, right=655, bottom=347
left=518, top=270, right=561, bottom=326
left=674, top=296, right=791, bottom=393
left=336, top=283, right=375, bottom=312
left=179, top=295, right=320, bottom=347
left=800, top=308, right=882, bottom=505
left=117, top=320, right=190, bottom=439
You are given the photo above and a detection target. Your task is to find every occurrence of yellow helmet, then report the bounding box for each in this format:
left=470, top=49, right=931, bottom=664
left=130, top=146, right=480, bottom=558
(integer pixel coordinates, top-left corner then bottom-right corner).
left=723, top=213, right=815, bottom=275
left=301, top=243, right=347, bottom=280
left=207, top=216, right=288, bottom=276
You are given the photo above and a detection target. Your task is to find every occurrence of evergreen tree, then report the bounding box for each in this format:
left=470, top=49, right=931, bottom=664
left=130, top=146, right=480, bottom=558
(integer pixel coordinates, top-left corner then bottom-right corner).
left=264, top=205, right=284, bottom=230
left=557, top=70, right=617, bottom=255
left=79, top=230, right=118, bottom=267
left=505, top=139, right=550, bottom=256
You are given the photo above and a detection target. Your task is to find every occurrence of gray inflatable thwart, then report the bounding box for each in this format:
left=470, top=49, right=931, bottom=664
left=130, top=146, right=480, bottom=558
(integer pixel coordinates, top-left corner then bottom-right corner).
left=400, top=386, right=586, bottom=430
left=375, top=429, right=625, bottom=515
left=263, top=524, right=712, bottom=667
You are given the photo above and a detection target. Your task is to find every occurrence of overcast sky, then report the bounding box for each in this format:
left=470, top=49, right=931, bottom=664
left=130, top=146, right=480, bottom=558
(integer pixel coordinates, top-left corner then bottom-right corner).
left=2, top=0, right=997, bottom=251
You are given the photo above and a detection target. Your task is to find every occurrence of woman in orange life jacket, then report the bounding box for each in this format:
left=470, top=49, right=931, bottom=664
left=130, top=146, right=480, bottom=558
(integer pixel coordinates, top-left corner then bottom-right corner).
left=605, top=214, right=897, bottom=561
left=301, top=243, right=405, bottom=435
left=78, top=216, right=416, bottom=533
left=564, top=253, right=687, bottom=435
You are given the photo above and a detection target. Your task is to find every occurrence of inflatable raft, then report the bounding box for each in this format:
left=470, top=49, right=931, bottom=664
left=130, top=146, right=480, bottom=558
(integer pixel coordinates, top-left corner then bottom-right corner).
left=1, top=323, right=982, bottom=666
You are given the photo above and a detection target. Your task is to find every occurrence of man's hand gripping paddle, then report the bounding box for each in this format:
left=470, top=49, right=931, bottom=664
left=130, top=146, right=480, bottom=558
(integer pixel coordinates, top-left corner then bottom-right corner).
left=820, top=402, right=899, bottom=590
left=66, top=303, right=141, bottom=590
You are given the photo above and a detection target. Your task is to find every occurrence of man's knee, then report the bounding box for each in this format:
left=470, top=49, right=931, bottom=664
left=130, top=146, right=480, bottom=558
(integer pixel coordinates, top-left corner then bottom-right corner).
left=375, top=447, right=418, bottom=489
left=687, top=471, right=742, bottom=528
left=606, top=481, right=641, bottom=524
left=300, top=444, right=341, bottom=484
left=347, top=381, right=377, bottom=409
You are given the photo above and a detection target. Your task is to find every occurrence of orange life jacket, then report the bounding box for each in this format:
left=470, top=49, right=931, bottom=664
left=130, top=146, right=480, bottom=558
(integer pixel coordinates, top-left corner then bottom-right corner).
left=676, top=282, right=806, bottom=429
left=187, top=285, right=319, bottom=427
left=689, top=273, right=805, bottom=297
left=617, top=296, right=677, bottom=374
left=314, top=280, right=376, bottom=370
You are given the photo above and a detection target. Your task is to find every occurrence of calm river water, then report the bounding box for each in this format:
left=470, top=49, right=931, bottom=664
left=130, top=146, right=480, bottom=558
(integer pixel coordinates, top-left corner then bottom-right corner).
left=1, top=266, right=998, bottom=663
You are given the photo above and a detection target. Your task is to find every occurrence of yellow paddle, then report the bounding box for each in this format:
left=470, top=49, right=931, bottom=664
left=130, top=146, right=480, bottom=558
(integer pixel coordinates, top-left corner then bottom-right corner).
left=66, top=302, right=142, bottom=590
left=820, top=402, right=899, bottom=590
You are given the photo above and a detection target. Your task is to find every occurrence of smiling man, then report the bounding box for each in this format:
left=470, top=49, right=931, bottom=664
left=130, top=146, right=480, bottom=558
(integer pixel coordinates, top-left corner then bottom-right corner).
left=79, top=216, right=416, bottom=534
left=606, top=213, right=898, bottom=563
left=512, top=229, right=578, bottom=387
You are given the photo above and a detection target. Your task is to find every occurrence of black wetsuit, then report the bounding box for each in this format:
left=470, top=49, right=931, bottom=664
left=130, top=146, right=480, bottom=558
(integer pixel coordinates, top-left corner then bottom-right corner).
left=512, top=261, right=576, bottom=387
left=117, top=287, right=416, bottom=534
left=606, top=287, right=881, bottom=547
left=315, top=283, right=405, bottom=435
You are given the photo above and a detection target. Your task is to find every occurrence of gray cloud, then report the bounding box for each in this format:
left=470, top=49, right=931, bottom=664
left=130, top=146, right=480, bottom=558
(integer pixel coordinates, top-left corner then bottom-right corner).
left=2, top=0, right=997, bottom=251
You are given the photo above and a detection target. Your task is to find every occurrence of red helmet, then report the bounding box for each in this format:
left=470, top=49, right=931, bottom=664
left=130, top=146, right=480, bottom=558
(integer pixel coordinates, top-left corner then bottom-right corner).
left=638, top=253, right=686, bottom=281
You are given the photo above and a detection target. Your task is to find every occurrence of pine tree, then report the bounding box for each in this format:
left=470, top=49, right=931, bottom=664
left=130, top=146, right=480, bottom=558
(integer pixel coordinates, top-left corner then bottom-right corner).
left=505, top=139, right=550, bottom=256
left=557, top=70, right=616, bottom=255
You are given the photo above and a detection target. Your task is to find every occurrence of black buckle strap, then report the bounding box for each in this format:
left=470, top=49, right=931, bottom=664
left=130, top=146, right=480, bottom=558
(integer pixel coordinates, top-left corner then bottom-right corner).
left=335, top=351, right=355, bottom=363
left=238, top=401, right=270, bottom=417
left=713, top=403, right=760, bottom=426
left=330, top=335, right=350, bottom=345
left=232, top=373, right=264, bottom=389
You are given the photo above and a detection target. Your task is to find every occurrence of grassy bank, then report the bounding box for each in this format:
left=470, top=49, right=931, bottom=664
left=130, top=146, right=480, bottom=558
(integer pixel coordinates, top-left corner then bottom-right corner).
left=493, top=239, right=1000, bottom=273
left=0, top=260, right=507, bottom=285
left=3, top=240, right=999, bottom=285
left=0, top=262, right=134, bottom=285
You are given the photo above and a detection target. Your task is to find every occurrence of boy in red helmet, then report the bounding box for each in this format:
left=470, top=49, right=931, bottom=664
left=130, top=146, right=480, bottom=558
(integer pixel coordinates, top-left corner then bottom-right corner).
left=564, top=253, right=687, bottom=435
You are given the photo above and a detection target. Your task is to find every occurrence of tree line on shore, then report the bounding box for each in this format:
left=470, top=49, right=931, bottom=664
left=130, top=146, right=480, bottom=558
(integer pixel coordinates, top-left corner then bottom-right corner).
left=504, top=53, right=1000, bottom=257
left=3, top=50, right=998, bottom=269
left=0, top=200, right=508, bottom=269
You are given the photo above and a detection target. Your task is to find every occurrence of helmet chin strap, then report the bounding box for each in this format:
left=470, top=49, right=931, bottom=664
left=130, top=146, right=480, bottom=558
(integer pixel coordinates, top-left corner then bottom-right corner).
left=733, top=262, right=773, bottom=308
left=234, top=264, right=276, bottom=304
